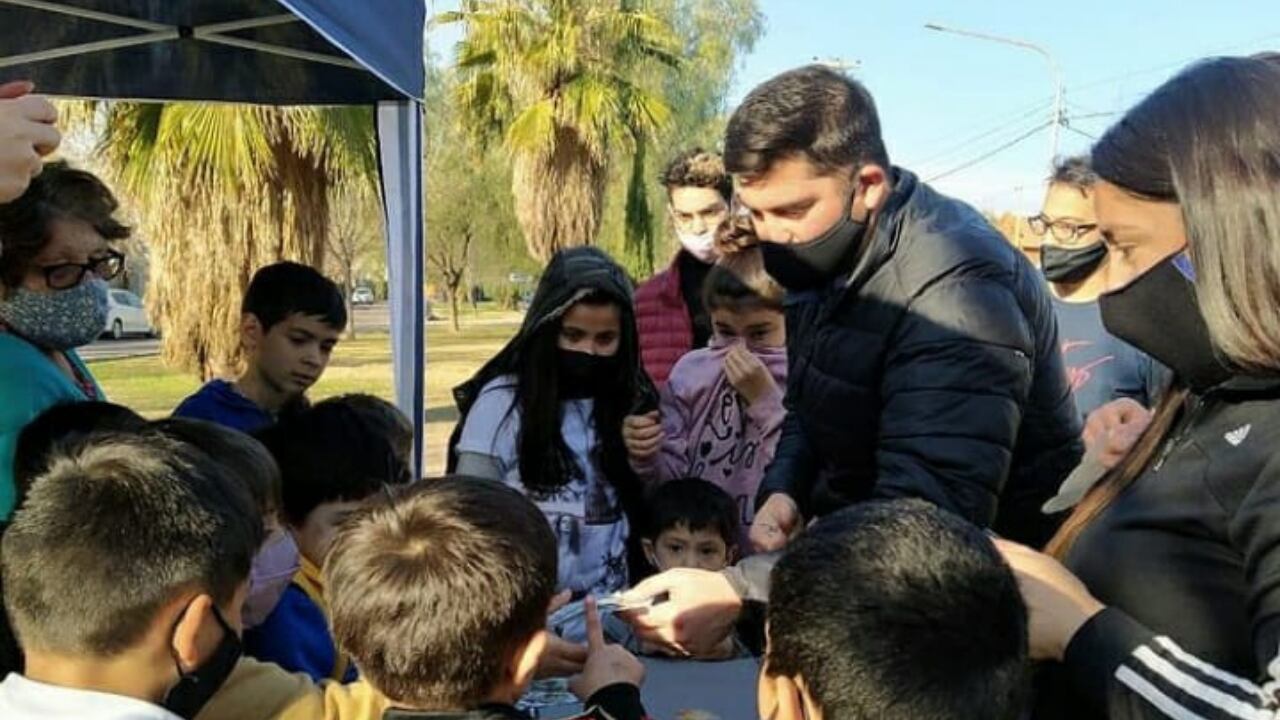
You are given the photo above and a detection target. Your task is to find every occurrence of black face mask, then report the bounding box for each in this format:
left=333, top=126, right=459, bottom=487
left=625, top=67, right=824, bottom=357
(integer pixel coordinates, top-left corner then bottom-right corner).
left=558, top=349, right=619, bottom=399
left=1100, top=252, right=1232, bottom=393
left=1041, top=241, right=1108, bottom=283
left=161, top=605, right=243, bottom=720
left=760, top=196, right=867, bottom=291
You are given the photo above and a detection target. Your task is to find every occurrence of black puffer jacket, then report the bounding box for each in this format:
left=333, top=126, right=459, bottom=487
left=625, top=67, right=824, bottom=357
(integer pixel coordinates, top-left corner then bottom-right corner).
left=758, top=169, right=1082, bottom=546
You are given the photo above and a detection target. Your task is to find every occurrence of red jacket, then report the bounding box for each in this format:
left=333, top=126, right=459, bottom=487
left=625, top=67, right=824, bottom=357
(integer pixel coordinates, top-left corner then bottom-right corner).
left=634, top=255, right=693, bottom=388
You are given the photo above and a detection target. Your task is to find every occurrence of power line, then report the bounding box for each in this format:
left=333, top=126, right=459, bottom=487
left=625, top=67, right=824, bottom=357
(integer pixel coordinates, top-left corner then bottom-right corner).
left=1063, top=125, right=1098, bottom=141
left=910, top=104, right=1053, bottom=169
left=926, top=121, right=1052, bottom=183
left=909, top=94, right=1053, bottom=158
left=1068, top=30, right=1280, bottom=96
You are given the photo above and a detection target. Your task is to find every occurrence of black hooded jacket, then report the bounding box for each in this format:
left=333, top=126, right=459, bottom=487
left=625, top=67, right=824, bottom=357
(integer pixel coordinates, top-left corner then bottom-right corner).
left=446, top=247, right=656, bottom=574
left=759, top=169, right=1083, bottom=546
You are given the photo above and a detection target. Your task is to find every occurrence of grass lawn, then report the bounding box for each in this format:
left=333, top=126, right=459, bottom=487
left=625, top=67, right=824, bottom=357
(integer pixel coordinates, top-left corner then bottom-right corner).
left=88, top=312, right=522, bottom=476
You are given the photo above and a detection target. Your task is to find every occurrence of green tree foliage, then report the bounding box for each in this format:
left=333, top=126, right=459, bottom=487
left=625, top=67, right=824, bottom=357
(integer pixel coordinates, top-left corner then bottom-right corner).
left=82, top=103, right=375, bottom=378
left=601, top=0, right=764, bottom=277
left=438, top=0, right=683, bottom=263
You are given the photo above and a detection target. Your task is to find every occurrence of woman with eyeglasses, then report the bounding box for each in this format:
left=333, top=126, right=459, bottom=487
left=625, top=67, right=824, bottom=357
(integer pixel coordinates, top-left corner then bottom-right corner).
left=993, top=54, right=1280, bottom=720
left=0, top=162, right=129, bottom=519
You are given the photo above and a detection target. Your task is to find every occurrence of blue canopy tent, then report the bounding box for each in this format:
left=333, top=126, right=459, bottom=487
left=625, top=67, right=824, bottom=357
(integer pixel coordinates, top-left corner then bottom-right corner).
left=0, top=0, right=427, bottom=476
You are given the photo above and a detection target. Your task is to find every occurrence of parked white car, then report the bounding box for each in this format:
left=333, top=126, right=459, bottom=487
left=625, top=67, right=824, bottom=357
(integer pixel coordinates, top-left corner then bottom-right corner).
left=103, top=290, right=155, bottom=340
left=351, top=286, right=375, bottom=305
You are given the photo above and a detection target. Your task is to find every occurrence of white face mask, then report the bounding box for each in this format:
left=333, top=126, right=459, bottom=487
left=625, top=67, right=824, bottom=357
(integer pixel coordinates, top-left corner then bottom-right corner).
left=676, top=228, right=718, bottom=263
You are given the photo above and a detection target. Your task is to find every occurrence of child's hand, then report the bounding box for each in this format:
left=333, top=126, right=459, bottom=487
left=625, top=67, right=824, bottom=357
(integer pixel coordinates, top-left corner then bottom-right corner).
left=537, top=590, right=588, bottom=678
left=724, top=344, right=777, bottom=407
left=622, top=411, right=663, bottom=463
left=570, top=597, right=645, bottom=700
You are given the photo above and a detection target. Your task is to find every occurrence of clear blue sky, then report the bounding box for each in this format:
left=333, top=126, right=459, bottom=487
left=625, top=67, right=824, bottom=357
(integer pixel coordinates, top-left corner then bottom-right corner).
left=428, top=1, right=1279, bottom=213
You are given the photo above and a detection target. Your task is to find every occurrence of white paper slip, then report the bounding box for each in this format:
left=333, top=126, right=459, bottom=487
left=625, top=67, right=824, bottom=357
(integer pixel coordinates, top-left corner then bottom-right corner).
left=1042, top=452, right=1109, bottom=514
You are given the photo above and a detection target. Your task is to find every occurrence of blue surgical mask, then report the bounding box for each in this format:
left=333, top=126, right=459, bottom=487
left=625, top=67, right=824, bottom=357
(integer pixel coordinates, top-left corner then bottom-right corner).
left=0, top=277, right=110, bottom=350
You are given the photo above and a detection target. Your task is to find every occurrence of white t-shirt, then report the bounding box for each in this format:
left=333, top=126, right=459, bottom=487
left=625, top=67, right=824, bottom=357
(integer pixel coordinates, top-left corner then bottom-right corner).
left=0, top=674, right=183, bottom=720
left=456, top=376, right=629, bottom=596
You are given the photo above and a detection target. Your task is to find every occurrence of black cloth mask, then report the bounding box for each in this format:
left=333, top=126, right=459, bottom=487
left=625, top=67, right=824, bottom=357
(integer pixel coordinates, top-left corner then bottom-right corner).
left=557, top=349, right=619, bottom=399
left=1041, top=241, right=1108, bottom=284
left=160, top=605, right=242, bottom=720
left=761, top=196, right=866, bottom=291
left=1100, top=252, right=1232, bottom=393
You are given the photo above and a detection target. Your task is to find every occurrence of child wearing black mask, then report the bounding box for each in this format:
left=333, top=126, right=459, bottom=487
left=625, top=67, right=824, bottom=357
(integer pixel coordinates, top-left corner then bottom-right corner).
left=450, top=247, right=651, bottom=600
left=0, top=430, right=262, bottom=720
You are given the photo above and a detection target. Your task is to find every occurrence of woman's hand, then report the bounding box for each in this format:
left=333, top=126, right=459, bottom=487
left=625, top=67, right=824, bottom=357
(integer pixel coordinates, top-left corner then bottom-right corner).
left=0, top=82, right=59, bottom=204
left=995, top=539, right=1106, bottom=661
left=1083, top=398, right=1152, bottom=469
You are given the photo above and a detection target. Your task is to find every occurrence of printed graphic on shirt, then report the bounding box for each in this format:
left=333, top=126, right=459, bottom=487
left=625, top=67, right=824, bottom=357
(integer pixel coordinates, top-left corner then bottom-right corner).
left=688, top=378, right=759, bottom=530
left=1062, top=340, right=1116, bottom=393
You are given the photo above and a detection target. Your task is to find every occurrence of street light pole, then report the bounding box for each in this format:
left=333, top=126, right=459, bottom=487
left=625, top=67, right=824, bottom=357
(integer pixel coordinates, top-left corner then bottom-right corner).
left=924, top=22, right=1064, bottom=164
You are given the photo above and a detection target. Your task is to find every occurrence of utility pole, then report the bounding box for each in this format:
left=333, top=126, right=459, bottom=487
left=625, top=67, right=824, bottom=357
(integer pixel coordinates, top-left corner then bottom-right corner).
left=924, top=23, right=1064, bottom=164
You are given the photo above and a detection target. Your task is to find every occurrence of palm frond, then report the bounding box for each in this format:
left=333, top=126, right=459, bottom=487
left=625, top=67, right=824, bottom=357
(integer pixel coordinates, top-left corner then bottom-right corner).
left=505, top=98, right=557, bottom=155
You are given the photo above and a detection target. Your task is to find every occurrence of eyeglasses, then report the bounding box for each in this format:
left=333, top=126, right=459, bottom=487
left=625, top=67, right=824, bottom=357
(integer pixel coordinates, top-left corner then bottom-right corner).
left=1027, top=215, right=1099, bottom=244
left=40, top=249, right=125, bottom=290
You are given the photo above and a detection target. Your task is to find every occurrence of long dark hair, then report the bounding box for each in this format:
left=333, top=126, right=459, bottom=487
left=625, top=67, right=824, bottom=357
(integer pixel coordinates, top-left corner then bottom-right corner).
left=1091, top=54, right=1280, bottom=373
left=1051, top=54, right=1280, bottom=556
left=511, top=290, right=642, bottom=502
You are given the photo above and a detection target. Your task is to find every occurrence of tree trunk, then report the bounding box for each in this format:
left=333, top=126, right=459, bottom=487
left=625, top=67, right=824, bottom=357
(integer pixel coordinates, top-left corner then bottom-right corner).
left=343, top=264, right=357, bottom=340
left=450, top=283, right=462, bottom=333
left=511, top=127, right=607, bottom=263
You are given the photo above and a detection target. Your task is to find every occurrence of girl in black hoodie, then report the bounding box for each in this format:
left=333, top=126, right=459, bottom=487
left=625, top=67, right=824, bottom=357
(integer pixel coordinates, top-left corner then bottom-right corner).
left=449, top=247, right=654, bottom=599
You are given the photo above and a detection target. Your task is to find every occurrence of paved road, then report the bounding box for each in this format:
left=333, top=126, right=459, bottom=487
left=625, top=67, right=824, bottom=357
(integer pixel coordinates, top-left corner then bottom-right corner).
left=79, top=337, right=162, bottom=362
left=78, top=303, right=515, bottom=361
left=81, top=304, right=395, bottom=361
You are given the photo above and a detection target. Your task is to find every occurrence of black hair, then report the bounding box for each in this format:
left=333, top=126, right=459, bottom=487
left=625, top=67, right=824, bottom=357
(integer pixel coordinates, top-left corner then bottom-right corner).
left=1090, top=54, right=1280, bottom=374
left=0, top=162, right=131, bottom=289
left=242, top=261, right=347, bottom=333
left=256, top=400, right=411, bottom=527
left=1053, top=54, right=1280, bottom=556
left=149, top=417, right=281, bottom=519
left=643, top=478, right=739, bottom=547
left=12, top=401, right=146, bottom=510
left=322, top=394, right=413, bottom=471
left=1049, top=155, right=1098, bottom=195
left=725, top=64, right=890, bottom=177
left=2, top=432, right=263, bottom=655
left=768, top=499, right=1029, bottom=720
left=511, top=288, right=641, bottom=500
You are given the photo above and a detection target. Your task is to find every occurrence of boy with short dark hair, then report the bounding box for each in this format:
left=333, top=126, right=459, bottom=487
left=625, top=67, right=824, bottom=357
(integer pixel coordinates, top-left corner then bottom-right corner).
left=2, top=400, right=146, bottom=676
left=641, top=478, right=739, bottom=573
left=325, top=477, right=649, bottom=720
left=760, top=499, right=1030, bottom=720
left=244, top=397, right=411, bottom=682
left=0, top=432, right=263, bottom=720
left=174, top=261, right=346, bottom=433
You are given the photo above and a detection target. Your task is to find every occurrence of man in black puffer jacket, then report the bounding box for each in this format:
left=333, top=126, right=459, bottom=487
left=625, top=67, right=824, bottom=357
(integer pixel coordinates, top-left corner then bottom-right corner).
left=734, top=65, right=1083, bottom=549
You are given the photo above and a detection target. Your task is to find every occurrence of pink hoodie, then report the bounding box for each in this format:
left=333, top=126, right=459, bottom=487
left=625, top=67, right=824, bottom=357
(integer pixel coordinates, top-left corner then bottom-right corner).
left=632, top=337, right=788, bottom=552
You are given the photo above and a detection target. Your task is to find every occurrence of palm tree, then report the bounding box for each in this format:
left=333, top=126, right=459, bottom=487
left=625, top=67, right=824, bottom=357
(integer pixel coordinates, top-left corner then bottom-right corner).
left=84, top=103, right=374, bottom=378
left=438, top=0, right=681, bottom=263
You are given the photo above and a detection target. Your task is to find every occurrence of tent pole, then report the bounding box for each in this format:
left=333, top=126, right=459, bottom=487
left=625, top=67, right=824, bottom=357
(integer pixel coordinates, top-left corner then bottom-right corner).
left=0, top=0, right=167, bottom=30
left=0, top=31, right=179, bottom=69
